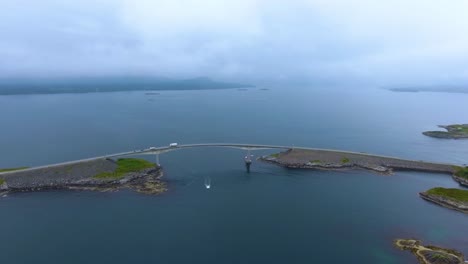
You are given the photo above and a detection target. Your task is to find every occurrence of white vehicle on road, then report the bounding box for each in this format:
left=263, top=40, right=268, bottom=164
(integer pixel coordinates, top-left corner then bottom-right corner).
left=149, top=147, right=157, bottom=150
left=169, top=143, right=178, bottom=148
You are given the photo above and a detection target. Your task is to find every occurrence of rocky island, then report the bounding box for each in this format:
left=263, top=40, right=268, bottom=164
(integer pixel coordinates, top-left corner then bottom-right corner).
left=423, top=124, right=468, bottom=139
left=0, top=158, right=166, bottom=196
left=260, top=149, right=455, bottom=174
left=394, top=239, right=466, bottom=264
left=419, top=187, right=468, bottom=214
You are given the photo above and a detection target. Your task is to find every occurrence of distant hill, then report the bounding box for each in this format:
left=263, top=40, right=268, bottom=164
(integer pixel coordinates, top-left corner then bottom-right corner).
left=0, top=77, right=254, bottom=95
left=388, top=85, right=468, bottom=94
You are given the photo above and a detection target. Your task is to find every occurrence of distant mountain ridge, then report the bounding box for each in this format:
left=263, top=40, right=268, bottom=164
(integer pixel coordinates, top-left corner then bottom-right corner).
left=0, top=77, right=254, bottom=95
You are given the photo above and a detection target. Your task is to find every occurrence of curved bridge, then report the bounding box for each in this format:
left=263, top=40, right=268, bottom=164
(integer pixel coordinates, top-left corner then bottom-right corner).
left=0, top=143, right=459, bottom=175
left=109, top=143, right=290, bottom=157
left=0, top=143, right=290, bottom=175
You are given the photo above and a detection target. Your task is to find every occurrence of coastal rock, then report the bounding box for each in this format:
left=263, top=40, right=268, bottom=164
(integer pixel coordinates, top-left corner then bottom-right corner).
left=259, top=148, right=452, bottom=175
left=419, top=192, right=468, bottom=214
left=0, top=181, right=8, bottom=191
left=66, top=167, right=166, bottom=194
left=423, top=124, right=468, bottom=139
left=0, top=160, right=166, bottom=196
left=453, top=175, right=468, bottom=187
left=265, top=158, right=393, bottom=174
left=422, top=131, right=466, bottom=139
left=394, top=239, right=465, bottom=264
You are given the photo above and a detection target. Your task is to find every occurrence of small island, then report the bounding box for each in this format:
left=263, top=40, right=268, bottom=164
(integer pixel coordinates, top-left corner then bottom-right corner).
left=394, top=239, right=465, bottom=264
left=423, top=124, right=468, bottom=139
left=419, top=187, right=468, bottom=214
left=0, top=158, right=166, bottom=197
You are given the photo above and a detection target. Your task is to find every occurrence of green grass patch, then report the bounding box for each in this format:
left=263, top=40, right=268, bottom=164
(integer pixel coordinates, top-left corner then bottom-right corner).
left=0, top=178, right=4, bottom=185
left=269, top=153, right=279, bottom=158
left=310, top=160, right=321, bottom=163
left=0, top=167, right=29, bottom=173
left=426, top=187, right=468, bottom=202
left=341, top=157, right=350, bottom=163
left=431, top=253, right=449, bottom=260
left=454, top=166, right=468, bottom=179
left=450, top=124, right=468, bottom=133
left=94, top=158, right=155, bottom=179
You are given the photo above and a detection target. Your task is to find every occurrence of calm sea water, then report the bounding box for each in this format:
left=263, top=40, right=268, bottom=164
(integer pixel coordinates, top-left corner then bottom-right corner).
left=1, top=86, right=468, bottom=263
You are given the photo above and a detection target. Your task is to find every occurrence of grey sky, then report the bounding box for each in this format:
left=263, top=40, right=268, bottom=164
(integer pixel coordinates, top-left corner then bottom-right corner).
left=1, top=0, right=468, bottom=85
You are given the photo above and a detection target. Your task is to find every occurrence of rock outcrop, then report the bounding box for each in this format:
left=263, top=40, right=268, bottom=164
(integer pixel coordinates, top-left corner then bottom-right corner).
left=394, top=239, right=465, bottom=264
left=260, top=149, right=455, bottom=175
left=419, top=192, right=468, bottom=214
left=453, top=175, right=468, bottom=187
left=0, top=159, right=166, bottom=196
left=423, top=124, right=468, bottom=139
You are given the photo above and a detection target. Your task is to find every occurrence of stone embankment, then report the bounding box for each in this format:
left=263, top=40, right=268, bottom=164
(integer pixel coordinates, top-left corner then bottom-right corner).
left=260, top=149, right=455, bottom=175
left=0, top=159, right=166, bottom=196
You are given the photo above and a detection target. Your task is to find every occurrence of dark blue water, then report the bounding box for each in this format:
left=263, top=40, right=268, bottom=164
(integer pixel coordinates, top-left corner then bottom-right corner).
left=1, top=87, right=468, bottom=263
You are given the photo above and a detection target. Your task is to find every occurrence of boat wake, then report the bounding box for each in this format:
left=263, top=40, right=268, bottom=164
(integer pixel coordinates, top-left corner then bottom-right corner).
left=204, top=176, right=211, bottom=189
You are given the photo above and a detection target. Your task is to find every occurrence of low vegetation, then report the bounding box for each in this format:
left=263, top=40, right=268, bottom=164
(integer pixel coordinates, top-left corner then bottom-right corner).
left=426, top=187, right=468, bottom=202
left=0, top=179, right=5, bottom=185
left=454, top=166, right=468, bottom=179
left=310, top=160, right=321, bottom=163
left=450, top=124, right=468, bottom=133
left=341, top=157, right=350, bottom=163
left=269, top=153, right=279, bottom=158
left=431, top=252, right=450, bottom=261
left=94, top=158, right=155, bottom=179
left=0, top=167, right=29, bottom=173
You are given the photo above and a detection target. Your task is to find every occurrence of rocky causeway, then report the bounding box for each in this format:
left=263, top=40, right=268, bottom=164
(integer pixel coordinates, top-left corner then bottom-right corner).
left=260, top=149, right=456, bottom=175
left=0, top=158, right=166, bottom=196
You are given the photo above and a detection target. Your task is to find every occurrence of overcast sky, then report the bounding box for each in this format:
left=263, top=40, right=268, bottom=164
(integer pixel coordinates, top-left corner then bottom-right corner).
left=1, top=0, right=468, bottom=86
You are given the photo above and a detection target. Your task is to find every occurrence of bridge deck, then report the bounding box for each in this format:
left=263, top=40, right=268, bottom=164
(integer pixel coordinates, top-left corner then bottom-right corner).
left=0, top=143, right=459, bottom=176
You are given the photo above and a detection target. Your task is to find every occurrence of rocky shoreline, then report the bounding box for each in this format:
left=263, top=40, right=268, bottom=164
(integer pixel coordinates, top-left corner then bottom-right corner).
left=423, top=124, right=468, bottom=139
left=260, top=149, right=468, bottom=214
left=260, top=149, right=455, bottom=175
left=423, top=131, right=468, bottom=139
left=394, top=239, right=466, bottom=264
left=419, top=192, right=468, bottom=214
left=453, top=175, right=468, bottom=187
left=0, top=159, right=166, bottom=197
left=261, top=155, right=392, bottom=173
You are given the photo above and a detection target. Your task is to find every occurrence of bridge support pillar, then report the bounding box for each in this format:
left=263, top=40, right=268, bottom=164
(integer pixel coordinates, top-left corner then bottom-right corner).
left=245, top=149, right=252, bottom=173
left=245, top=160, right=252, bottom=172
left=155, top=153, right=160, bottom=167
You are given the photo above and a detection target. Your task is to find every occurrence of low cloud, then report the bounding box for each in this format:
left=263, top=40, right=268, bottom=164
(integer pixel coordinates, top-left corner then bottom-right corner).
left=1, top=0, right=468, bottom=86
